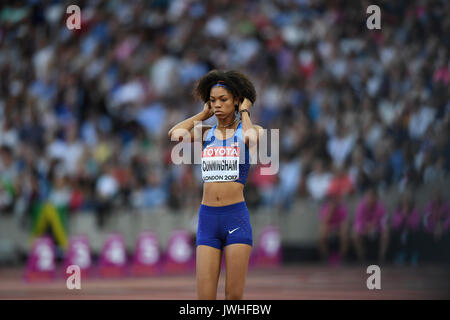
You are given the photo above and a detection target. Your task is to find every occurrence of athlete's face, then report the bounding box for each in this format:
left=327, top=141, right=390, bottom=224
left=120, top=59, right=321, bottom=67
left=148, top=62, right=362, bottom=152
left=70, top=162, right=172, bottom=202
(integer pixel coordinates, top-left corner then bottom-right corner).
left=209, top=87, right=238, bottom=119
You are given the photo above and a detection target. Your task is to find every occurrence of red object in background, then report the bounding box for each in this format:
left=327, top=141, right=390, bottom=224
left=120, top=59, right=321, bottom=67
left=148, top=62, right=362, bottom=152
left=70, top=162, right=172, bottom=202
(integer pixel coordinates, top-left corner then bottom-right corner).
left=249, top=164, right=278, bottom=188
left=164, top=147, right=173, bottom=165
left=299, top=62, right=316, bottom=79
left=69, top=189, right=84, bottom=211
left=266, top=33, right=283, bottom=52
left=327, top=174, right=354, bottom=197
left=112, top=166, right=131, bottom=188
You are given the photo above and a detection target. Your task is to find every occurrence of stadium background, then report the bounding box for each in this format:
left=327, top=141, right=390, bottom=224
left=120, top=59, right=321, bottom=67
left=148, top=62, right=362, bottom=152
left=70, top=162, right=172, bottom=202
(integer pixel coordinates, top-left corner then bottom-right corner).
left=0, top=0, right=449, bottom=299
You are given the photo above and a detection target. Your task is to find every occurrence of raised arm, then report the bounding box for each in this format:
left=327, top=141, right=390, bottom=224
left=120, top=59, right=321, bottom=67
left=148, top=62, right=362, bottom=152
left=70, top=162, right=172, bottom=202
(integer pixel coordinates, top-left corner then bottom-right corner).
left=239, top=98, right=264, bottom=146
left=168, top=102, right=214, bottom=143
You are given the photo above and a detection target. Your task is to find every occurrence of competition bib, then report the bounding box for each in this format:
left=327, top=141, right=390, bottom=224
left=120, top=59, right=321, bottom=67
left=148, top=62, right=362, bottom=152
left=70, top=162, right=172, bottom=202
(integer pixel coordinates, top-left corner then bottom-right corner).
left=201, top=146, right=240, bottom=182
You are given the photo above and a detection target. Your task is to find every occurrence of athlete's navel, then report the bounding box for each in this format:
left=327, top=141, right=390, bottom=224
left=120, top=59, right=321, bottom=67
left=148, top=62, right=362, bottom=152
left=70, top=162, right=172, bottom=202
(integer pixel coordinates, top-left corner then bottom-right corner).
left=216, top=196, right=220, bottom=201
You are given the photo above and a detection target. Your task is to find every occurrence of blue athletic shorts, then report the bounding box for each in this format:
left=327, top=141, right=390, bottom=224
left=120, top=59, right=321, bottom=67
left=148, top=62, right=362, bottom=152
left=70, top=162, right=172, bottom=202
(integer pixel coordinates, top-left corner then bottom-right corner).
left=196, top=201, right=253, bottom=250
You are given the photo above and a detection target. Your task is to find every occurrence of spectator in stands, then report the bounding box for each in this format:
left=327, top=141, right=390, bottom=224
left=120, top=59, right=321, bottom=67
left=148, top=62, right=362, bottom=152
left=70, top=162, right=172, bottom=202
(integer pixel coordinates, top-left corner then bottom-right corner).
left=318, top=195, right=349, bottom=265
left=95, top=162, right=119, bottom=228
left=327, top=164, right=354, bottom=197
left=306, top=159, right=332, bottom=202
left=422, top=190, right=450, bottom=263
left=327, top=124, right=356, bottom=169
left=249, top=163, right=279, bottom=207
left=352, top=187, right=389, bottom=263
left=389, top=191, right=421, bottom=265
left=0, top=146, right=17, bottom=214
left=275, top=152, right=301, bottom=212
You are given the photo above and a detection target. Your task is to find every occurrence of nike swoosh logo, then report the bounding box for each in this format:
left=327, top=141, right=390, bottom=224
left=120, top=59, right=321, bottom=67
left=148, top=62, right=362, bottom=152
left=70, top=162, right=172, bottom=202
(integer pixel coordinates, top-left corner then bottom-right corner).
left=228, top=227, right=240, bottom=234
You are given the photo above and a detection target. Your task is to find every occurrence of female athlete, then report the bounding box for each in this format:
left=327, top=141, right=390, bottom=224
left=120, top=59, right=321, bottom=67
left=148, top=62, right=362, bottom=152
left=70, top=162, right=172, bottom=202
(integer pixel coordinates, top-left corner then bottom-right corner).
left=168, top=70, right=263, bottom=300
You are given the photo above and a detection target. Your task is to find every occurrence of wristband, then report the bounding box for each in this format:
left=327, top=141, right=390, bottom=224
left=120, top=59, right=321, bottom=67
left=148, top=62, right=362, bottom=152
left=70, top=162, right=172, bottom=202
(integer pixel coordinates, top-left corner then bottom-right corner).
left=239, top=109, right=250, bottom=117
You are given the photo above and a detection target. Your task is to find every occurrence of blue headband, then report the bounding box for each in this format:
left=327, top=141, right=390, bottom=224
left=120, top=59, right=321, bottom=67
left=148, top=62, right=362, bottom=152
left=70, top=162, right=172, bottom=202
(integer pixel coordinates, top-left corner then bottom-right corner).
left=212, top=83, right=230, bottom=89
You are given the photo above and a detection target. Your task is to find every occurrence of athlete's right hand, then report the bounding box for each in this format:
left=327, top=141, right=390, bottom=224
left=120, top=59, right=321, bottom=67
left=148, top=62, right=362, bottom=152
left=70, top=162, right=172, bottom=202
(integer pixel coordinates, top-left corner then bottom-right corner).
left=202, top=101, right=214, bottom=119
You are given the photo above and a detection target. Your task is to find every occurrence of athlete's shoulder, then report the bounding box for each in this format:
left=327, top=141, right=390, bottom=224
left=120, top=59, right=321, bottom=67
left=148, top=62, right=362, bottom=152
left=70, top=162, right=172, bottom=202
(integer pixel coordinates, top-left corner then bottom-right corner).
left=203, top=125, right=213, bottom=140
left=203, top=125, right=213, bottom=133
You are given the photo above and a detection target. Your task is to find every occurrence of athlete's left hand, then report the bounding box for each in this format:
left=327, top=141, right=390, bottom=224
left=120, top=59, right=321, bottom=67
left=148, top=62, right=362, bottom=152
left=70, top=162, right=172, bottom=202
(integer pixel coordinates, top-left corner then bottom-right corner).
left=239, top=97, right=252, bottom=112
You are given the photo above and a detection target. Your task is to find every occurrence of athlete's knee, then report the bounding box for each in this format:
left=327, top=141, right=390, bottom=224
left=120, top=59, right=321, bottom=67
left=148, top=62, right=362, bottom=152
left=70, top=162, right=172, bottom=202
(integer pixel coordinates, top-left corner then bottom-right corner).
left=197, top=291, right=217, bottom=300
left=225, top=281, right=244, bottom=299
left=225, top=290, right=243, bottom=300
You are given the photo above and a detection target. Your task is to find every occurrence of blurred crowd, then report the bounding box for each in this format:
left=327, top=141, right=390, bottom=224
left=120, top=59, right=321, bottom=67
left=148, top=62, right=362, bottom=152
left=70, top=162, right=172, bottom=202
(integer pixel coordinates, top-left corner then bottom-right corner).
left=318, top=187, right=450, bottom=265
left=0, top=0, right=449, bottom=234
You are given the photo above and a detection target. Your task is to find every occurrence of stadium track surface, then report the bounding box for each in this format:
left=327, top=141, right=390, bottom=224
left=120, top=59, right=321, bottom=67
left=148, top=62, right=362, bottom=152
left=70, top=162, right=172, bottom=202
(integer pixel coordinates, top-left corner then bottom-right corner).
left=0, top=264, right=449, bottom=300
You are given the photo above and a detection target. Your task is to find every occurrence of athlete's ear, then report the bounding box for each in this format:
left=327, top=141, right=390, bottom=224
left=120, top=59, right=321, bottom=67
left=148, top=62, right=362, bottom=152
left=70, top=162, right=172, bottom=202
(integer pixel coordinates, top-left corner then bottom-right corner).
left=234, top=97, right=240, bottom=111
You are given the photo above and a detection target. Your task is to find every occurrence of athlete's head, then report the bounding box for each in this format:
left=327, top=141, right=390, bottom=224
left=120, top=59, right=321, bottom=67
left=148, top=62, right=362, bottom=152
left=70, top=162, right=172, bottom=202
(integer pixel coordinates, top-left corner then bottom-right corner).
left=193, top=70, right=256, bottom=119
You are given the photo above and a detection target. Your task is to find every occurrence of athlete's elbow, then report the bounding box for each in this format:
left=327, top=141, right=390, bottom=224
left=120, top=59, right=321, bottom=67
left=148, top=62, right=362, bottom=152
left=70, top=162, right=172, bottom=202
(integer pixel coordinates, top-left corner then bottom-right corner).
left=168, top=128, right=178, bottom=141
left=244, top=134, right=259, bottom=146
left=168, top=128, right=188, bottom=142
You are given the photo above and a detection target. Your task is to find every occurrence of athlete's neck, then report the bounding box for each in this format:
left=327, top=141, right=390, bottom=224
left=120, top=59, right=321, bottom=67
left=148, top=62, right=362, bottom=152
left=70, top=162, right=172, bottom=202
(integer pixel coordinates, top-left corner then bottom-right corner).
left=217, top=114, right=238, bottom=128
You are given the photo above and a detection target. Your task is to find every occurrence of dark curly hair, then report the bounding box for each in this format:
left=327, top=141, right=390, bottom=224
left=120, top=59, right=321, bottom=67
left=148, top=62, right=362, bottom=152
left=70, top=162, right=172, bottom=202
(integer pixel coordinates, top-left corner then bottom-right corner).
left=193, top=70, right=257, bottom=108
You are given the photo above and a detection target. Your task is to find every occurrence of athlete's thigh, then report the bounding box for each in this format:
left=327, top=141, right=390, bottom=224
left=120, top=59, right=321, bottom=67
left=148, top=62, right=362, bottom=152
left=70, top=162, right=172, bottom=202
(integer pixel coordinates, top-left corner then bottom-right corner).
left=196, top=245, right=222, bottom=300
left=224, top=243, right=252, bottom=297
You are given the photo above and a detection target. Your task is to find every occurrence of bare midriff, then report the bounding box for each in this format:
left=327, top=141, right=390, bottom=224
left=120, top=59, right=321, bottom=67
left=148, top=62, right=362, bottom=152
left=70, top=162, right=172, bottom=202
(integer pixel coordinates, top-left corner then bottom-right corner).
left=201, top=124, right=245, bottom=206
left=201, top=182, right=245, bottom=206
